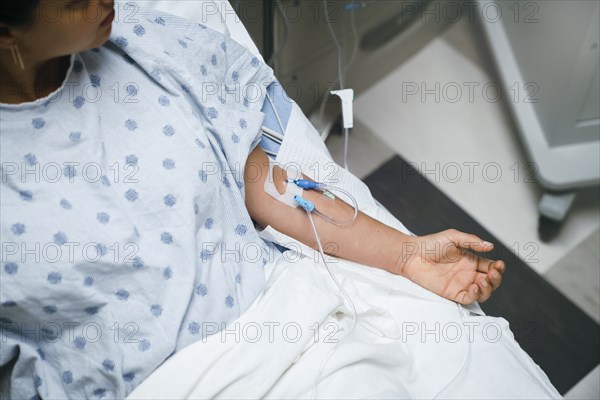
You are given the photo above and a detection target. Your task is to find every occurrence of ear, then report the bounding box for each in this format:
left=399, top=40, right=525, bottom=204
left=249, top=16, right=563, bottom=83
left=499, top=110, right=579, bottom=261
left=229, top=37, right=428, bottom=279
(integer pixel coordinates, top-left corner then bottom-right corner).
left=0, top=24, right=20, bottom=50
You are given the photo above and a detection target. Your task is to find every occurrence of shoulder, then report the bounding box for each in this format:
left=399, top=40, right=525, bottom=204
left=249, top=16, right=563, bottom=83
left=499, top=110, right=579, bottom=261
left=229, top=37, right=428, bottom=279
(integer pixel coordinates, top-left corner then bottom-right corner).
left=108, top=6, right=224, bottom=57
left=105, top=6, right=232, bottom=81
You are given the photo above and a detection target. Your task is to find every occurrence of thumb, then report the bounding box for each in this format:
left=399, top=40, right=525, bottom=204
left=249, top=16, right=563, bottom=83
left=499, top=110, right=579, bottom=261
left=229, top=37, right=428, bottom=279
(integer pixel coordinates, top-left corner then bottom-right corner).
left=455, top=283, right=480, bottom=305
left=446, top=229, right=494, bottom=253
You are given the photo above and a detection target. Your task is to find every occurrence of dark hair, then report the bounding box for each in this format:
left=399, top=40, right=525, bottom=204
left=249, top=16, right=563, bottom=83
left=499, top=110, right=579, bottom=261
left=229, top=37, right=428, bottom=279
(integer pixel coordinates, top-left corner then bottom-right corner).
left=0, top=0, right=41, bottom=26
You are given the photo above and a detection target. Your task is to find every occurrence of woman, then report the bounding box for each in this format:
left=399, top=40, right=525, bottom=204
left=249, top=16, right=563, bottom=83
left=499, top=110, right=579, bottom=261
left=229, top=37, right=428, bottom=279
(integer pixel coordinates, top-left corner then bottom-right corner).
left=0, top=1, right=511, bottom=398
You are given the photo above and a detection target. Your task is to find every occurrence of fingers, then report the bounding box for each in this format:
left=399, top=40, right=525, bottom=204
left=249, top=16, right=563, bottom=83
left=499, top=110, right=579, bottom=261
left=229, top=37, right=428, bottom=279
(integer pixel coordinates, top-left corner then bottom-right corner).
left=476, top=256, right=505, bottom=274
left=455, top=283, right=480, bottom=305
left=487, top=260, right=505, bottom=290
left=494, top=259, right=506, bottom=274
left=475, top=260, right=505, bottom=302
left=456, top=276, right=501, bottom=305
left=477, top=259, right=505, bottom=286
left=475, top=274, right=494, bottom=302
left=445, top=229, right=494, bottom=253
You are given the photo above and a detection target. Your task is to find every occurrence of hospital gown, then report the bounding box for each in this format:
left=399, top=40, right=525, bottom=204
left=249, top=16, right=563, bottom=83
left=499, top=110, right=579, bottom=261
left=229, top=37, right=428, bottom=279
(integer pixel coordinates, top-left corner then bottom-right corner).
left=0, top=8, right=277, bottom=399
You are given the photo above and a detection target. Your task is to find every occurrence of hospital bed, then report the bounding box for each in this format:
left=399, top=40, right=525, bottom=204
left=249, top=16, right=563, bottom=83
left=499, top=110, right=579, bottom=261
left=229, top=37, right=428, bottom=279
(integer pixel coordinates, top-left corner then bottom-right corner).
left=125, top=2, right=561, bottom=398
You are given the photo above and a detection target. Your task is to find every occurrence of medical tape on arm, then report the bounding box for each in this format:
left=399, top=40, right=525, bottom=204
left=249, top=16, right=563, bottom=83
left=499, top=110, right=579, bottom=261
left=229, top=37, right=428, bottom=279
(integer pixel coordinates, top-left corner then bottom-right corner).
left=263, top=158, right=302, bottom=208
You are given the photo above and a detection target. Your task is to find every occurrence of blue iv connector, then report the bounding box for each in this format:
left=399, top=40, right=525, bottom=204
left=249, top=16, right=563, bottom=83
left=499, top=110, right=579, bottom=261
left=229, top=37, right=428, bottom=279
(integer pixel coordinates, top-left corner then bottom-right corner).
left=294, top=195, right=315, bottom=212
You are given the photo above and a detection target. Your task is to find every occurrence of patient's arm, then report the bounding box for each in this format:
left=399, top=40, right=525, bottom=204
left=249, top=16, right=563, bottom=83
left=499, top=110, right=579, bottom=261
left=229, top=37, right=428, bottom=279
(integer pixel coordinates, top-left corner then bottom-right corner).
left=244, top=147, right=504, bottom=305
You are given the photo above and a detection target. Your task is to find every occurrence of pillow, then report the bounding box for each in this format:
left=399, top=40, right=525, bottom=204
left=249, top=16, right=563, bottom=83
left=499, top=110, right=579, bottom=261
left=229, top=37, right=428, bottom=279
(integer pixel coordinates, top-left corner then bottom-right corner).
left=145, top=0, right=228, bottom=33
left=144, top=1, right=262, bottom=57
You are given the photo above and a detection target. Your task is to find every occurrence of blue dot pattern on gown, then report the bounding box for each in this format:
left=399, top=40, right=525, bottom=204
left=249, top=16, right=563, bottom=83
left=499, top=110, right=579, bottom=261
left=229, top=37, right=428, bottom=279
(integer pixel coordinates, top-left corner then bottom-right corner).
left=96, top=244, right=107, bottom=257
left=138, top=340, right=151, bottom=352
left=74, top=337, right=86, bottom=350
left=125, top=119, right=138, bottom=131
left=150, top=304, right=163, bottom=316
left=126, top=84, right=138, bottom=96
left=134, top=24, right=146, bottom=36
left=159, top=96, right=170, bottom=106
left=62, top=371, right=73, bottom=384
left=163, top=125, right=175, bottom=136
left=53, top=232, right=68, bottom=245
left=163, top=159, right=175, bottom=170
left=160, top=232, right=173, bottom=244
left=73, top=96, right=85, bottom=109
left=85, top=306, right=99, bottom=315
left=124, top=189, right=138, bottom=202
left=32, top=118, right=45, bottom=129
left=0, top=7, right=277, bottom=400
left=89, top=74, right=101, bottom=87
left=196, top=283, right=208, bottom=296
left=24, top=153, right=37, bottom=165
left=164, top=194, right=176, bottom=207
left=19, top=190, right=33, bottom=201
left=132, top=257, right=144, bottom=269
left=123, top=372, right=136, bottom=382
left=63, top=164, right=77, bottom=179
left=125, top=155, right=138, bottom=165
left=43, top=305, right=57, bottom=314
left=97, top=212, right=110, bottom=224
left=116, top=289, right=130, bottom=301
left=11, top=223, right=25, bottom=235
left=102, top=359, right=115, bottom=371
left=235, top=224, right=248, bottom=236
left=60, top=199, right=73, bottom=209
left=69, top=131, right=82, bottom=142
left=4, top=263, right=18, bottom=275
left=73, top=60, right=83, bottom=72
left=188, top=321, right=200, bottom=335
left=47, top=272, right=62, bottom=284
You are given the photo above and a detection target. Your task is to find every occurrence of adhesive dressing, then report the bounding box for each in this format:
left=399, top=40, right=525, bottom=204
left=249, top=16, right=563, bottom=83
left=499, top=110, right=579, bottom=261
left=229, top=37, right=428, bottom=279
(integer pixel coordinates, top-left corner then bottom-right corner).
left=263, top=157, right=302, bottom=208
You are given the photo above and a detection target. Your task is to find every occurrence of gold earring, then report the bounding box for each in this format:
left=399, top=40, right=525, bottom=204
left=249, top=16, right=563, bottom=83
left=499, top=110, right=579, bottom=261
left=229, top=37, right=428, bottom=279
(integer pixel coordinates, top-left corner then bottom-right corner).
left=10, top=45, right=25, bottom=70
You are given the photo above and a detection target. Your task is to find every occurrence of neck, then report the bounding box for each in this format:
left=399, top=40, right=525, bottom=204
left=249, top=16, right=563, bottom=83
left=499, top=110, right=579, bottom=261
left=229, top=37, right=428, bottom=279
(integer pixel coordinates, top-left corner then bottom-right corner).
left=0, top=50, right=70, bottom=104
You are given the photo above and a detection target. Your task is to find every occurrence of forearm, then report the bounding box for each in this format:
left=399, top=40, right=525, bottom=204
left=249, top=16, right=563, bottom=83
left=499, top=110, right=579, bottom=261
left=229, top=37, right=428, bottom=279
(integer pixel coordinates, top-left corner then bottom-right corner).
left=244, top=147, right=409, bottom=275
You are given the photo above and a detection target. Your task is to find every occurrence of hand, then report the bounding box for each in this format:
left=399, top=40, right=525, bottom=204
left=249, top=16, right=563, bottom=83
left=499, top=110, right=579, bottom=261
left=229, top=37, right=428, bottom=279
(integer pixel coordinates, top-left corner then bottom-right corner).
left=397, top=229, right=505, bottom=305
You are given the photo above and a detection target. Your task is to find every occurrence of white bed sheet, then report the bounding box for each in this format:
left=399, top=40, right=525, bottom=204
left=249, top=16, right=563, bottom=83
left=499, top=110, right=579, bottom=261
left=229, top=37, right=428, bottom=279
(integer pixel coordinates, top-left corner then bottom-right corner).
left=128, top=253, right=560, bottom=399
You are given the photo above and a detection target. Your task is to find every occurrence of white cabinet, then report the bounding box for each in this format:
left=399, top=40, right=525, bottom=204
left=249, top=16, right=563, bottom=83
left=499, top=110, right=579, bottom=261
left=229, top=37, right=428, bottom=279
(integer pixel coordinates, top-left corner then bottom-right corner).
left=480, top=0, right=600, bottom=238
